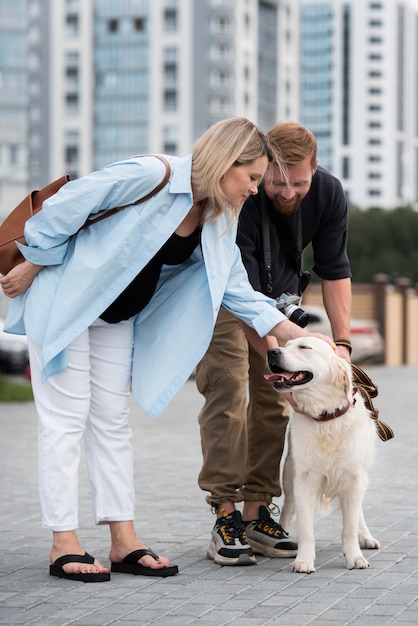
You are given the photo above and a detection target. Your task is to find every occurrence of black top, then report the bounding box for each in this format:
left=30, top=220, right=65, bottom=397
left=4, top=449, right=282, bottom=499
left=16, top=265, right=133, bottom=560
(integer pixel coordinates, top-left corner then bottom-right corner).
left=100, top=226, right=201, bottom=323
left=237, top=166, right=351, bottom=299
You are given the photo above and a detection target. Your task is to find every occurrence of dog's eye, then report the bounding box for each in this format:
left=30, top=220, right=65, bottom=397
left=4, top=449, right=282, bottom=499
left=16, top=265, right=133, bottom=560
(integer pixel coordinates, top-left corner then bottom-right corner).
left=298, top=344, right=312, bottom=351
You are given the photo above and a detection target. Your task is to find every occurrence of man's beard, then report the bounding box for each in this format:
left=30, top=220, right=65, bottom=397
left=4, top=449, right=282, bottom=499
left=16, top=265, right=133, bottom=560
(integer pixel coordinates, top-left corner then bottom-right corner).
left=268, top=195, right=302, bottom=216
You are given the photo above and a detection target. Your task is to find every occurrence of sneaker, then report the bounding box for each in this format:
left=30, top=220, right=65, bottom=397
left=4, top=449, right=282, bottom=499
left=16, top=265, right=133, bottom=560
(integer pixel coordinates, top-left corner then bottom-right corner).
left=245, top=505, right=298, bottom=558
left=207, top=510, right=257, bottom=566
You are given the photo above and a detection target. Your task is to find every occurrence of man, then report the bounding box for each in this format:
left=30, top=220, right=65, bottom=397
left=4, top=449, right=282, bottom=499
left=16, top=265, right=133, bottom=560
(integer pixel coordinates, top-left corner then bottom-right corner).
left=196, top=121, right=352, bottom=566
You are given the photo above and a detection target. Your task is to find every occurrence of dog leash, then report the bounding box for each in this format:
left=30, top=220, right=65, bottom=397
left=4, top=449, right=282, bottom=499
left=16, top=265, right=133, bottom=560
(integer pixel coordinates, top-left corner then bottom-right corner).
left=351, top=364, right=394, bottom=442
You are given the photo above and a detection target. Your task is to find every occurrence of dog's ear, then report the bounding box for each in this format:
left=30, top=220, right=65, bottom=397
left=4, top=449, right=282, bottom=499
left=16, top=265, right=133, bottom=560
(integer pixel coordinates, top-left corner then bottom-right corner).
left=333, top=358, right=352, bottom=397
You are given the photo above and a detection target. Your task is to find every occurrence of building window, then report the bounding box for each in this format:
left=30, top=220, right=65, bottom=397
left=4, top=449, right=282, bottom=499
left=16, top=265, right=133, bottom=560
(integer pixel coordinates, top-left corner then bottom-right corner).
left=66, top=13, right=79, bottom=36
left=134, top=17, right=145, bottom=31
left=209, top=95, right=232, bottom=115
left=164, top=89, right=177, bottom=110
left=66, top=66, right=79, bottom=86
left=210, top=69, right=231, bottom=88
left=9, top=144, right=19, bottom=165
left=108, top=19, right=119, bottom=32
left=210, top=15, right=232, bottom=34
left=164, top=8, right=177, bottom=31
left=163, top=126, right=178, bottom=154
left=342, top=156, right=350, bottom=178
left=164, top=47, right=177, bottom=61
left=65, top=93, right=79, bottom=113
left=209, top=42, right=231, bottom=61
left=164, top=62, right=177, bottom=86
left=65, top=145, right=78, bottom=164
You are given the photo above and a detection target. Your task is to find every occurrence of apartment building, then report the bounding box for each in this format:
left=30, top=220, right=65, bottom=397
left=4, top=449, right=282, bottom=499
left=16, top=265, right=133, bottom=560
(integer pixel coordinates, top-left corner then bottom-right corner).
left=0, top=0, right=29, bottom=212
left=300, top=0, right=418, bottom=208
left=1, top=0, right=417, bottom=218
left=0, top=0, right=295, bottom=198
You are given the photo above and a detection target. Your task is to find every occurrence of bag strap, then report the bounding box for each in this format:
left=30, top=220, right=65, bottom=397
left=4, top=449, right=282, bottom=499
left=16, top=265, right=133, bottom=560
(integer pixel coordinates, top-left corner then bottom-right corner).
left=81, top=155, right=171, bottom=229
left=31, top=175, right=73, bottom=215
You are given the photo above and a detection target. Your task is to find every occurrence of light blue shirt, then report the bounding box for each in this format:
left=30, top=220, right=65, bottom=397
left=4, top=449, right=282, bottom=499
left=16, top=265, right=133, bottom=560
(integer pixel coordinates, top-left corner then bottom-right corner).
left=5, top=154, right=285, bottom=417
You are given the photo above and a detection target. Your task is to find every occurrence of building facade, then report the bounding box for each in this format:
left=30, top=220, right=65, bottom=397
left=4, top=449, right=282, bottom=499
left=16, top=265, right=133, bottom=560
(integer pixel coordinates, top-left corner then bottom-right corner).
left=1, top=0, right=417, bottom=221
left=0, top=0, right=295, bottom=189
left=300, top=0, right=418, bottom=209
left=0, top=0, right=29, bottom=212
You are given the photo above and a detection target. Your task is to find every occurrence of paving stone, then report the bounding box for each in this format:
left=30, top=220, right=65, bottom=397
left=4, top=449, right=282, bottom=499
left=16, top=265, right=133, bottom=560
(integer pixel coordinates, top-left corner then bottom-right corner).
left=1, top=366, right=417, bottom=625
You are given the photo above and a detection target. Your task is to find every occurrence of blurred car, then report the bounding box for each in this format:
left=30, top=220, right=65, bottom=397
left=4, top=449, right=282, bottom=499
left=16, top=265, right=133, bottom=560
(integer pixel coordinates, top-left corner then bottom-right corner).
left=303, top=304, right=384, bottom=364
left=0, top=317, right=29, bottom=374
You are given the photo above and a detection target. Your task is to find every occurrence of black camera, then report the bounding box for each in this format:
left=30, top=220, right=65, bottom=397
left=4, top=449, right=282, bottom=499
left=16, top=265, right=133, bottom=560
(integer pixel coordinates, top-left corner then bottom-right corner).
left=276, top=292, right=309, bottom=328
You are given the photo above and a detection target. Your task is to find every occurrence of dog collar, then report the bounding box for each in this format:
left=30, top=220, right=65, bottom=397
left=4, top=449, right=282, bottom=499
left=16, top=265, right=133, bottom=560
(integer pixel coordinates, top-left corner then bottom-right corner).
left=313, top=387, right=358, bottom=422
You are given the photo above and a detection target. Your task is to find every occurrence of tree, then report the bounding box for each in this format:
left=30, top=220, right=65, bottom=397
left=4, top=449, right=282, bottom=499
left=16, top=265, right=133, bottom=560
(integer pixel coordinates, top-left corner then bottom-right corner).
left=303, top=205, right=418, bottom=284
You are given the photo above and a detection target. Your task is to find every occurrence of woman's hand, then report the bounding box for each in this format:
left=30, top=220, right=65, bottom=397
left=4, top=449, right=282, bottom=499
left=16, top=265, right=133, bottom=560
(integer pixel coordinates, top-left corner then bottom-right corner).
left=0, top=261, right=43, bottom=298
left=270, top=319, right=335, bottom=348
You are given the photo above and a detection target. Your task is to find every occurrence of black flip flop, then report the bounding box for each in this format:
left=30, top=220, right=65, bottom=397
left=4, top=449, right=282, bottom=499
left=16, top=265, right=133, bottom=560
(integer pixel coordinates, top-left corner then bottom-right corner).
left=50, top=552, right=110, bottom=582
left=111, top=548, right=179, bottom=577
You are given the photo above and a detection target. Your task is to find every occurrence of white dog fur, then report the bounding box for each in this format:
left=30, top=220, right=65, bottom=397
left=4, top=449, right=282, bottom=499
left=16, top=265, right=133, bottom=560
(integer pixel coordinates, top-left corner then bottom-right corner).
left=266, top=337, right=380, bottom=573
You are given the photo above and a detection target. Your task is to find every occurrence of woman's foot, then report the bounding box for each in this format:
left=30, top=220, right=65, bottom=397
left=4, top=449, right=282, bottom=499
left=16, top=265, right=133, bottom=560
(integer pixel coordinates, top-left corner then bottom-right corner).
left=50, top=530, right=109, bottom=576
left=109, top=521, right=174, bottom=572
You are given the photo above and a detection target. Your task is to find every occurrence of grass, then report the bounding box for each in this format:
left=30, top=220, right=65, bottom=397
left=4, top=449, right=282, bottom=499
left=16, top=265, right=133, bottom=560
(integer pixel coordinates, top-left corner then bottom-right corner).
left=0, top=374, right=33, bottom=402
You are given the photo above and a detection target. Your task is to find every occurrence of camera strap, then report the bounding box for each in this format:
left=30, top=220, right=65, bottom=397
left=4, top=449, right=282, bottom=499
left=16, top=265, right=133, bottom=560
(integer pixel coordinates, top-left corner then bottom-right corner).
left=260, top=202, right=304, bottom=296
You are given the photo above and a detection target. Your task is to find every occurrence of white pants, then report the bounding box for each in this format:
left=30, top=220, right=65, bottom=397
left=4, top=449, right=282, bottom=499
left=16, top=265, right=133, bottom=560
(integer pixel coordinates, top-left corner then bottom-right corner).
left=28, top=318, right=136, bottom=531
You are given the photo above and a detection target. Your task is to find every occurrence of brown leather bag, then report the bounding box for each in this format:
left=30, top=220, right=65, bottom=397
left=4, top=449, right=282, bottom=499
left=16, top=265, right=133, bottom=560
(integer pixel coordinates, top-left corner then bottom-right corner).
left=0, top=155, right=171, bottom=275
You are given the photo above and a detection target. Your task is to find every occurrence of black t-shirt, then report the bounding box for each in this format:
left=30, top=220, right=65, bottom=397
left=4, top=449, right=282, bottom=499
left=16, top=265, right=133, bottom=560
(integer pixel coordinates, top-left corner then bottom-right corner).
left=237, top=166, right=351, bottom=299
left=100, top=226, right=201, bottom=323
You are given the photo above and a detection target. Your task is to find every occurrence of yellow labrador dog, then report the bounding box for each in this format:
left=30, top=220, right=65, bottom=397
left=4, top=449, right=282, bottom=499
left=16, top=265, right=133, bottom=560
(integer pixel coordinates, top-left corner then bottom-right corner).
left=266, top=337, right=380, bottom=573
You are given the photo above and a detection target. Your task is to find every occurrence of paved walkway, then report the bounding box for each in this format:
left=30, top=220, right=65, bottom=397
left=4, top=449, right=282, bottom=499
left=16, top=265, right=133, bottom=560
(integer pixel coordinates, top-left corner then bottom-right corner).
left=1, top=366, right=417, bottom=625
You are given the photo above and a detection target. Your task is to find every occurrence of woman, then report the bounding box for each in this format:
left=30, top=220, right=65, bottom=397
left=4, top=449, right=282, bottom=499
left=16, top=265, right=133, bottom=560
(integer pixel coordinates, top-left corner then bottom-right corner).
left=0, top=117, right=330, bottom=582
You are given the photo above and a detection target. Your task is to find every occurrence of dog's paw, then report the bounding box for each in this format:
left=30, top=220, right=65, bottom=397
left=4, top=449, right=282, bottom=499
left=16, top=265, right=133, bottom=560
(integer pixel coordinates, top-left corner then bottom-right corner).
left=347, top=554, right=369, bottom=569
left=292, top=560, right=315, bottom=574
left=359, top=536, right=380, bottom=550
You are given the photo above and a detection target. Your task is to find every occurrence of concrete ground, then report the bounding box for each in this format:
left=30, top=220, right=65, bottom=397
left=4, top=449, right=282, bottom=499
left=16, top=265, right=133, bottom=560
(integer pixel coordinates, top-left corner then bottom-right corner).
left=1, top=365, right=417, bottom=625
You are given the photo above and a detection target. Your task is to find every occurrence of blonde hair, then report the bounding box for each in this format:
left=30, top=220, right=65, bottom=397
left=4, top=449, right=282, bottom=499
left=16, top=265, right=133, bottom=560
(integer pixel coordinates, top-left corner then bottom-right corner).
left=191, top=117, right=283, bottom=222
left=268, top=120, right=317, bottom=169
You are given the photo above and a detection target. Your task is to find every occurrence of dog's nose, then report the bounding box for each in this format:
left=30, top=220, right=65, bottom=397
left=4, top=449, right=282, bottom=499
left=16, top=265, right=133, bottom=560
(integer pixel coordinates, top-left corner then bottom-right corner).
left=268, top=348, right=280, bottom=357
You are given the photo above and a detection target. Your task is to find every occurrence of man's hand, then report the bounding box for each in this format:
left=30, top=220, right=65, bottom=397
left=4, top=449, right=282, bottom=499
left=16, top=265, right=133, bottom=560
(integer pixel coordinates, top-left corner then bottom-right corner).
left=335, top=343, right=351, bottom=363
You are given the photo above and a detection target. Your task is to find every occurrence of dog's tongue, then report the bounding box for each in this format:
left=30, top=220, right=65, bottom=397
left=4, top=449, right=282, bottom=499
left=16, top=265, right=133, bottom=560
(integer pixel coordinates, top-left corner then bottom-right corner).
left=264, top=372, right=294, bottom=382
left=264, top=374, right=281, bottom=382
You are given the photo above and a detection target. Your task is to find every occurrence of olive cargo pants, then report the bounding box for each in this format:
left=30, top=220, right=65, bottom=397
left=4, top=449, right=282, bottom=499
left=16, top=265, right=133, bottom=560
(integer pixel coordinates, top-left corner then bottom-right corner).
left=196, top=307, right=290, bottom=507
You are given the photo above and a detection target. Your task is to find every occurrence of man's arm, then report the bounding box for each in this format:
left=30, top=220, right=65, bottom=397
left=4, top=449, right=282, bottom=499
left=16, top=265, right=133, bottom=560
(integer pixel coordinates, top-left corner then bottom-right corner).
left=321, top=277, right=352, bottom=361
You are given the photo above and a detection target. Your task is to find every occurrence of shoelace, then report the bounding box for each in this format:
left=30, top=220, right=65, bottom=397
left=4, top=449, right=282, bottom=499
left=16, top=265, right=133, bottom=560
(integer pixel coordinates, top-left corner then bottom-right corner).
left=263, top=505, right=289, bottom=536
left=217, top=513, right=247, bottom=543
